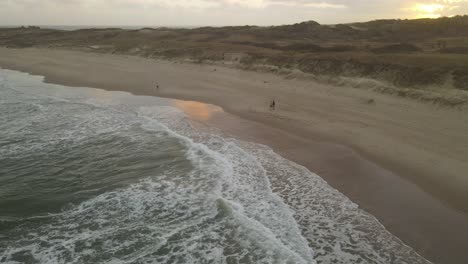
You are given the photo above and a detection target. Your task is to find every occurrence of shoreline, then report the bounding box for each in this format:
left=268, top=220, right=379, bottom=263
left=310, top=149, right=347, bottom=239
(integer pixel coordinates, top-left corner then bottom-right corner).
left=1, top=47, right=468, bottom=263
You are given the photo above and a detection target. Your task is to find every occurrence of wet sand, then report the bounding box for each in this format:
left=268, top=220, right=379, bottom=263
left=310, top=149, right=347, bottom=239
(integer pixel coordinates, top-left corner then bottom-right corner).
left=1, top=47, right=468, bottom=263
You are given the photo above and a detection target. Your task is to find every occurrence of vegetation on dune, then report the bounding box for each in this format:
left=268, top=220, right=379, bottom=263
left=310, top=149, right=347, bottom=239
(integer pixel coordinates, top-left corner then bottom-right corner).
left=370, top=43, right=422, bottom=53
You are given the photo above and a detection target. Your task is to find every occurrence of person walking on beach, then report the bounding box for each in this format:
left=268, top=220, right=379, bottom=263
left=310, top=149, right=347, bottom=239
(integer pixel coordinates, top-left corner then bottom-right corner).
left=154, top=82, right=159, bottom=94
left=270, top=99, right=276, bottom=111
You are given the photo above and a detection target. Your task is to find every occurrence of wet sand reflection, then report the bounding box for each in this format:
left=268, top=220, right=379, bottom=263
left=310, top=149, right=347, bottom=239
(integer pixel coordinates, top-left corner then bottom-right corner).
left=173, top=100, right=222, bottom=121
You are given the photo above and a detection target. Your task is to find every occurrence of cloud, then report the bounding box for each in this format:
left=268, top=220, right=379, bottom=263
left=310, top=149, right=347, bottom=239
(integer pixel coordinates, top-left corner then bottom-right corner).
left=1, top=0, right=348, bottom=9
left=221, top=0, right=347, bottom=9
left=0, top=0, right=467, bottom=26
left=304, top=2, right=346, bottom=8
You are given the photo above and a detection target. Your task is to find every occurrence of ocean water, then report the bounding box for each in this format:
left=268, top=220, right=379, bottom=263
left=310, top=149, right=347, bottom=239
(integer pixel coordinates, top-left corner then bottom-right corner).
left=0, top=69, right=431, bottom=264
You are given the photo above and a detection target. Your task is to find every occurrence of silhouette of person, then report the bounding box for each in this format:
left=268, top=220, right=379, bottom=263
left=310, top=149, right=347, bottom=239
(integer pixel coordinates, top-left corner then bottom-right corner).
left=270, top=100, right=276, bottom=111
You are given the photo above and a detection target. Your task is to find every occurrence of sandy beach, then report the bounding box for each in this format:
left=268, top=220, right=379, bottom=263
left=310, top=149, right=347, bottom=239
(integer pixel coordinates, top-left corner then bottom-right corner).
left=1, top=47, right=467, bottom=264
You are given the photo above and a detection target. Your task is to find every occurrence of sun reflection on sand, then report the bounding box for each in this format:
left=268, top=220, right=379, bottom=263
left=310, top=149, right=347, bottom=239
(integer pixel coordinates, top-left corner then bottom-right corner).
left=173, top=100, right=222, bottom=121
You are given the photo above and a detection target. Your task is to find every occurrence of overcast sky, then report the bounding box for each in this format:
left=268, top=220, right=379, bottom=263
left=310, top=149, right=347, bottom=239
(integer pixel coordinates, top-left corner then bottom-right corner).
left=0, top=0, right=467, bottom=26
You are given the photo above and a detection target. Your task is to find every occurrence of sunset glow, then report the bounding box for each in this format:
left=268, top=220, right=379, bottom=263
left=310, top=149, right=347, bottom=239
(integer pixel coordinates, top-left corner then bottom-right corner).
left=414, top=3, right=445, bottom=18
left=416, top=4, right=444, bottom=13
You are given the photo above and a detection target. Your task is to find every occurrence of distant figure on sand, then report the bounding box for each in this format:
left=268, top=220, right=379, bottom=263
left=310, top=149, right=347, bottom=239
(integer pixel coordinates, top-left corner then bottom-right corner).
left=153, top=83, right=159, bottom=94
left=270, top=100, right=276, bottom=111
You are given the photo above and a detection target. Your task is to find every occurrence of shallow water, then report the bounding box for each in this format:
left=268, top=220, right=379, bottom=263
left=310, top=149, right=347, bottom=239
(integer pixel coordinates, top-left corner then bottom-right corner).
left=0, top=69, right=431, bottom=264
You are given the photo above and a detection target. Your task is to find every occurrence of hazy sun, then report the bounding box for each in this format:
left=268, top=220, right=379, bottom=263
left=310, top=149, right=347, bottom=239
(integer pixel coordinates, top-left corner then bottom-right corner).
left=416, top=4, right=444, bottom=13
left=414, top=4, right=445, bottom=18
